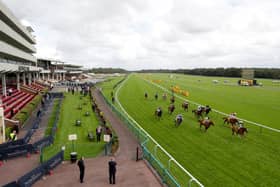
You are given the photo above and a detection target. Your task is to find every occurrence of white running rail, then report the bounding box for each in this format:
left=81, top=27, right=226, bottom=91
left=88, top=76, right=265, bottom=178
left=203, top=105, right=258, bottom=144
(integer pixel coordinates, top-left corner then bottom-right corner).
left=115, top=74, right=204, bottom=187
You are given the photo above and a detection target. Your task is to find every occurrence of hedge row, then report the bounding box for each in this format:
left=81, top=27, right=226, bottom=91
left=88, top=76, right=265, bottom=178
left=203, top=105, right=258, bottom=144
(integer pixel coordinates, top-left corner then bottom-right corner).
left=14, top=94, right=43, bottom=125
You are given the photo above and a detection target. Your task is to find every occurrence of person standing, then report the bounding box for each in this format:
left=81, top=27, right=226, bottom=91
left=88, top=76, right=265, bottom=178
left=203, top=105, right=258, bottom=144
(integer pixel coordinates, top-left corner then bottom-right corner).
left=108, top=157, right=117, bottom=184
left=77, top=157, right=85, bottom=183
left=9, top=130, right=17, bottom=141
left=96, top=125, right=102, bottom=142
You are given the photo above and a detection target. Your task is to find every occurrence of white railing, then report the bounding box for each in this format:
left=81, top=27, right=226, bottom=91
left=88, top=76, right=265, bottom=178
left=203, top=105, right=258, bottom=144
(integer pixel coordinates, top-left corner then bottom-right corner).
left=115, top=74, right=204, bottom=187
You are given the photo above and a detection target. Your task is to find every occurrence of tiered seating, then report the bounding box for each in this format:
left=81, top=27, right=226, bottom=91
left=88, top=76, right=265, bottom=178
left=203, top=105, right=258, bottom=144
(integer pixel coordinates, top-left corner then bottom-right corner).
left=26, top=85, right=41, bottom=92
left=31, top=83, right=45, bottom=90
left=4, top=93, right=35, bottom=119
left=0, top=86, right=36, bottom=119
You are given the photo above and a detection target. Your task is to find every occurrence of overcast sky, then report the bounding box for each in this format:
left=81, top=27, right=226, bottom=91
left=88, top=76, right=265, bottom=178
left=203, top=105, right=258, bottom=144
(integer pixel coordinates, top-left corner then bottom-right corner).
left=3, top=0, right=280, bottom=70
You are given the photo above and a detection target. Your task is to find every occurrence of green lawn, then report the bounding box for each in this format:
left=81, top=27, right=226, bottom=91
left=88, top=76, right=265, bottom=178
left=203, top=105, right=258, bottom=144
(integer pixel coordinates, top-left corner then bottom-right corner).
left=101, top=73, right=280, bottom=187
left=43, top=92, right=105, bottom=161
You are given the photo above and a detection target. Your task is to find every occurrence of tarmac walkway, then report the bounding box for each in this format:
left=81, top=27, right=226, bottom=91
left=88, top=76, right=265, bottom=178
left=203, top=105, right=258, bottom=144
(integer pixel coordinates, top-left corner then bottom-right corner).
left=33, top=89, right=163, bottom=187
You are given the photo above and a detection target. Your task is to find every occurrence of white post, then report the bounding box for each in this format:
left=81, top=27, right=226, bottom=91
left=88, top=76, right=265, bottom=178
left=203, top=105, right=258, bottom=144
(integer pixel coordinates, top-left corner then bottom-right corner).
left=28, top=72, right=32, bottom=85
left=23, top=73, right=26, bottom=85
left=0, top=107, right=5, bottom=143
left=16, top=72, right=20, bottom=91
left=2, top=74, right=6, bottom=96
left=33, top=73, right=36, bottom=83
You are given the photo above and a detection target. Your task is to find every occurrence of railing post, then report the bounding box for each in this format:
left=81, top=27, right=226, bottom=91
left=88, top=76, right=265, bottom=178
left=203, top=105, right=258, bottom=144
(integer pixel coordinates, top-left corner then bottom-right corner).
left=154, top=144, right=159, bottom=157
left=188, top=178, right=194, bottom=187
left=168, top=158, right=174, bottom=171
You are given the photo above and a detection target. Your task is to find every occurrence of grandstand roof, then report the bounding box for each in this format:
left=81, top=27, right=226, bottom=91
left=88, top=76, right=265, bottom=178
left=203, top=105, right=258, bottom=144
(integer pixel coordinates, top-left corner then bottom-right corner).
left=0, top=62, right=42, bottom=73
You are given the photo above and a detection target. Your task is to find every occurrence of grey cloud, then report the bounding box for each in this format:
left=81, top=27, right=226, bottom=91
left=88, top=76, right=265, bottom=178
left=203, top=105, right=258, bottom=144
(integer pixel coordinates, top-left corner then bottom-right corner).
left=3, top=0, right=280, bottom=70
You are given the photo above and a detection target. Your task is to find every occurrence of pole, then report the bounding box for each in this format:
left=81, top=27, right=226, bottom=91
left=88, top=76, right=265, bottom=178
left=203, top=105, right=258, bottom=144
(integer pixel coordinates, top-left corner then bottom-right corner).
left=136, top=146, right=139, bottom=161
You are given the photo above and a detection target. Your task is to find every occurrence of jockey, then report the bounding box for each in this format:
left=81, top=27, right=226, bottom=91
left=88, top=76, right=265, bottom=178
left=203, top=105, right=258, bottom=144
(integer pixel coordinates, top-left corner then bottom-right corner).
left=162, top=93, right=167, bottom=100
left=204, top=116, right=210, bottom=122
left=155, top=93, right=158, bottom=100
left=197, top=105, right=203, bottom=112
left=176, top=114, right=183, bottom=122
left=145, top=92, right=148, bottom=98
left=238, top=121, right=244, bottom=129
left=229, top=112, right=237, bottom=119
left=157, top=107, right=162, bottom=113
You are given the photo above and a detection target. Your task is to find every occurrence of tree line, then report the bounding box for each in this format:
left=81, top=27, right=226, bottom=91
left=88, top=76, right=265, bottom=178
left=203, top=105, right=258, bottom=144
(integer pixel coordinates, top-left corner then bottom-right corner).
left=137, top=68, right=280, bottom=79
left=90, top=67, right=280, bottom=79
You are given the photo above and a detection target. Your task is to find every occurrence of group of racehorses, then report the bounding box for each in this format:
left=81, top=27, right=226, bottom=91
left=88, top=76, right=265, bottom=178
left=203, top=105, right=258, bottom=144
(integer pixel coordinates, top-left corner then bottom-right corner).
left=147, top=92, right=248, bottom=137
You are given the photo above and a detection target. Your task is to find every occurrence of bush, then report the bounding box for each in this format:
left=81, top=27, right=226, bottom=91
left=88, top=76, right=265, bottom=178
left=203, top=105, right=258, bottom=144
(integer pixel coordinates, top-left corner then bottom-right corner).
left=14, top=94, right=44, bottom=125
left=14, top=112, right=28, bottom=125
left=5, top=127, right=12, bottom=139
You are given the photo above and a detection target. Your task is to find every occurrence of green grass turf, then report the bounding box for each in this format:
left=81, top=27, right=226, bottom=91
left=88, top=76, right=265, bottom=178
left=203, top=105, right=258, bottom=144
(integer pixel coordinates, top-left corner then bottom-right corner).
left=104, top=74, right=280, bottom=187
left=42, top=92, right=105, bottom=161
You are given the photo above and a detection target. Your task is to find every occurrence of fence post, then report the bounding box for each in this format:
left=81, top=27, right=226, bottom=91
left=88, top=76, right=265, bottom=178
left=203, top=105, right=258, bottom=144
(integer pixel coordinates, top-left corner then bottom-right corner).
left=40, top=146, right=43, bottom=163
left=136, top=146, right=139, bottom=161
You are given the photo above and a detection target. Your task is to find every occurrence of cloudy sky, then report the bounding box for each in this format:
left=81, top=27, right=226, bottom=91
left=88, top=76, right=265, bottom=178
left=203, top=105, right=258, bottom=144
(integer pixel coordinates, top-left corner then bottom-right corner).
left=3, top=0, right=280, bottom=70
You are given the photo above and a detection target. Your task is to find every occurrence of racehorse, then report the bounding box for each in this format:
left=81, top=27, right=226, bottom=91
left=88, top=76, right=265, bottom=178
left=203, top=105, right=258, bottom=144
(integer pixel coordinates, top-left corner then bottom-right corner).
left=192, top=109, right=203, bottom=118
left=204, top=106, right=211, bottom=115
left=175, top=116, right=183, bottom=127
left=170, top=96, right=175, bottom=103
left=182, top=102, right=189, bottom=111
left=154, top=109, right=163, bottom=119
left=231, top=125, right=248, bottom=137
left=155, top=93, right=158, bottom=100
left=168, top=104, right=175, bottom=114
left=145, top=92, right=148, bottom=99
left=198, top=119, right=214, bottom=132
left=162, top=93, right=167, bottom=100
left=223, top=117, right=238, bottom=126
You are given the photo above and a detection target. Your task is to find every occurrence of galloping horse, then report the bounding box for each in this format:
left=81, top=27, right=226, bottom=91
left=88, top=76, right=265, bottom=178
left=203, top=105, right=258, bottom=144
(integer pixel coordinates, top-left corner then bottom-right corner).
left=204, top=106, right=211, bottom=115
left=145, top=92, right=148, bottom=99
left=168, top=104, right=175, bottom=114
left=192, top=109, right=203, bottom=118
left=231, top=126, right=248, bottom=137
left=175, top=116, right=183, bottom=127
left=154, top=108, right=163, bottom=119
left=198, top=119, right=214, bottom=132
left=223, top=117, right=238, bottom=126
left=170, top=96, right=175, bottom=103
left=182, top=102, right=189, bottom=111
left=162, top=93, right=167, bottom=100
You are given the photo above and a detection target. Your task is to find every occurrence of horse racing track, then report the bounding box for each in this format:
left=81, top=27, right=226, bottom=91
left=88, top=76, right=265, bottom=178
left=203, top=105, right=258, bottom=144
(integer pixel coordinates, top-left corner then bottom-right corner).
left=101, top=73, right=280, bottom=187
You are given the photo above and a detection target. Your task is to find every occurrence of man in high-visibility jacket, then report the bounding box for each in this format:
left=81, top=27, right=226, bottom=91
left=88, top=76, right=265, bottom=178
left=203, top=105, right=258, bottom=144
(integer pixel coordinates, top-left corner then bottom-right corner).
left=9, top=130, right=17, bottom=141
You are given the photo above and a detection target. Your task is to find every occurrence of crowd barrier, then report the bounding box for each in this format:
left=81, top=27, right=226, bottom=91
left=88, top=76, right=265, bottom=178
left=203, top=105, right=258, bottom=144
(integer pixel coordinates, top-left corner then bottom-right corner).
left=4, top=151, right=64, bottom=187
left=0, top=144, right=33, bottom=160
left=32, top=136, right=54, bottom=153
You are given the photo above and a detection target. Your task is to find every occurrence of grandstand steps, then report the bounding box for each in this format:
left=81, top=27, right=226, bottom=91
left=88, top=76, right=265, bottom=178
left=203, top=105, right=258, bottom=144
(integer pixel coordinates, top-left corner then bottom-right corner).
left=20, top=85, right=38, bottom=94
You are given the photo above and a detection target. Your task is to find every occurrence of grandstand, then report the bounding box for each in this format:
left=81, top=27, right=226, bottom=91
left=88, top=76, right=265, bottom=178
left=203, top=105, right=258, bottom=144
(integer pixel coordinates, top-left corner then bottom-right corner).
left=0, top=1, right=46, bottom=143
left=37, top=58, right=84, bottom=82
